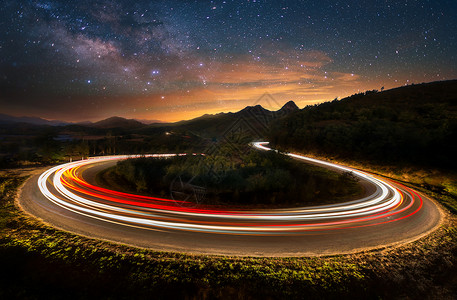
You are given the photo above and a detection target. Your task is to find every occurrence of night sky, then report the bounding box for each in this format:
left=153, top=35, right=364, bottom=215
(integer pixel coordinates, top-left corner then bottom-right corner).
left=1, top=1, right=456, bottom=122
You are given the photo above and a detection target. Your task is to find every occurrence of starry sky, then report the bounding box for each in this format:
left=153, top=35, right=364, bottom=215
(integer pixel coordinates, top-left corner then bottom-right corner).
left=1, top=0, right=456, bottom=122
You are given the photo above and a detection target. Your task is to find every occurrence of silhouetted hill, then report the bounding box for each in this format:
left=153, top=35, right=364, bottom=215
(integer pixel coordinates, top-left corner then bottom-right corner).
left=235, top=101, right=299, bottom=117
left=0, top=113, right=69, bottom=126
left=269, top=80, right=457, bottom=169
left=278, top=101, right=299, bottom=114
left=0, top=100, right=298, bottom=166
left=92, top=116, right=146, bottom=129
left=145, top=101, right=299, bottom=139
left=134, top=119, right=163, bottom=125
left=236, top=104, right=272, bottom=115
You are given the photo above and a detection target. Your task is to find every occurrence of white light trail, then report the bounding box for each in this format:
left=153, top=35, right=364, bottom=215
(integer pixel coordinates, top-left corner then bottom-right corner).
left=35, top=143, right=420, bottom=234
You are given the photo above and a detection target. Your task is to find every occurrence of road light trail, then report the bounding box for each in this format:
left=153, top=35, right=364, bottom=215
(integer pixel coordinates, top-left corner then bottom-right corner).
left=34, top=142, right=424, bottom=235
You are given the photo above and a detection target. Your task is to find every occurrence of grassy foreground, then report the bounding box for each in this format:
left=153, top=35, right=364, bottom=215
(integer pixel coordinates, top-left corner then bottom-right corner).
left=1, top=170, right=457, bottom=299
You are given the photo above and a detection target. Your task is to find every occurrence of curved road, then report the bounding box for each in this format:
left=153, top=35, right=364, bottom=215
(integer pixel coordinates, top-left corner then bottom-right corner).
left=18, top=142, right=443, bottom=256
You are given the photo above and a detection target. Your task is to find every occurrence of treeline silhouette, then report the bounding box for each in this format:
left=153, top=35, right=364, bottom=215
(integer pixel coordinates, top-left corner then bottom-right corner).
left=0, top=124, right=201, bottom=167
left=269, top=80, right=457, bottom=170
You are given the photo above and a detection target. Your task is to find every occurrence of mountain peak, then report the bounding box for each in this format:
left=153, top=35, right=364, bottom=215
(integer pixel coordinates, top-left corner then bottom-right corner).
left=278, top=101, right=299, bottom=113
left=92, top=116, right=145, bottom=129
left=237, top=104, right=271, bottom=115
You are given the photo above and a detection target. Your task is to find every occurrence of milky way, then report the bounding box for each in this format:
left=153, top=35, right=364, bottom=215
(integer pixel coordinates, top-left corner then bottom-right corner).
left=1, top=0, right=456, bottom=122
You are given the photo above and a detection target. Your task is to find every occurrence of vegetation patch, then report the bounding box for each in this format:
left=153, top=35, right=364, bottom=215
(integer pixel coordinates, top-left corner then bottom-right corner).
left=107, top=149, right=362, bottom=207
left=269, top=81, right=457, bottom=175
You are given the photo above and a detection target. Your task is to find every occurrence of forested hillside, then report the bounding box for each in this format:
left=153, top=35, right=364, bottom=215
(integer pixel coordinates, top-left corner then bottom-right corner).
left=269, top=80, right=457, bottom=170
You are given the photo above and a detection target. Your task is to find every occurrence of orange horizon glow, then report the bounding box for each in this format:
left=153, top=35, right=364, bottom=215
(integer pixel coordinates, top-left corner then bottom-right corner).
left=3, top=77, right=439, bottom=124
left=116, top=79, right=413, bottom=123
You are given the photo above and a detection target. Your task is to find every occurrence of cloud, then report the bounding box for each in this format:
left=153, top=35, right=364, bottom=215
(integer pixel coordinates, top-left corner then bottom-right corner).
left=189, top=49, right=357, bottom=101
left=331, top=72, right=360, bottom=83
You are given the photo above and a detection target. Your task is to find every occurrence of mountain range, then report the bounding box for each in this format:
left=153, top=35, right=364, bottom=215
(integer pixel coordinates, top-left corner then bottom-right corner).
left=0, top=114, right=70, bottom=126
left=0, top=100, right=299, bottom=130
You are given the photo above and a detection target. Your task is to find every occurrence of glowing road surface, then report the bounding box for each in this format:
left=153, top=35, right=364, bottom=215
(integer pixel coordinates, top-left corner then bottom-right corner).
left=19, top=142, right=442, bottom=256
